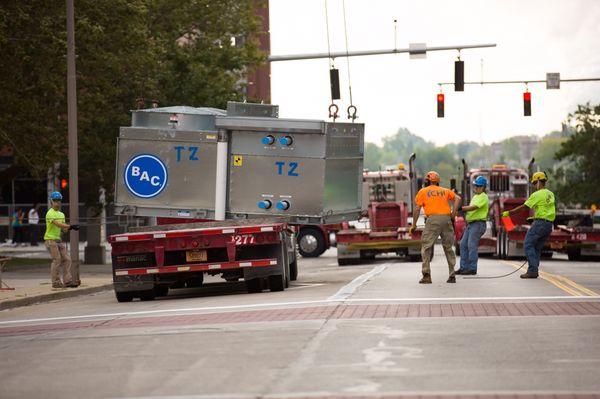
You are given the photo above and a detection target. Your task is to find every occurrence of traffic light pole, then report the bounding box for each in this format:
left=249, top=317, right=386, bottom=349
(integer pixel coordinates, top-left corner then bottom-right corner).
left=268, top=43, right=496, bottom=62
left=66, top=0, right=80, bottom=282
left=436, top=77, right=600, bottom=86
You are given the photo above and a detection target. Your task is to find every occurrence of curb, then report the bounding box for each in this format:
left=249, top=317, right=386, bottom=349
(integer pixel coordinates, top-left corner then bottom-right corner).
left=0, top=283, right=114, bottom=311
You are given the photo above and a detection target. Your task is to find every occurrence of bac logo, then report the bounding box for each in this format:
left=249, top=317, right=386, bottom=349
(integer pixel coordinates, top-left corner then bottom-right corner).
left=275, top=161, right=299, bottom=177
left=124, top=154, right=168, bottom=198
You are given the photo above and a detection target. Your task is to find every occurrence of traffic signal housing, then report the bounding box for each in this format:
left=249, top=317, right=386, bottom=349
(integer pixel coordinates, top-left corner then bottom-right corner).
left=330, top=68, right=340, bottom=100
left=455, top=60, right=464, bottom=91
left=437, top=93, right=445, bottom=118
left=523, top=91, right=531, bottom=116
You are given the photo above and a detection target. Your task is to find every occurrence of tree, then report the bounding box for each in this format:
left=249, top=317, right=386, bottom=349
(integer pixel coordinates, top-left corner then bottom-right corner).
left=0, top=0, right=266, bottom=207
left=554, top=103, right=600, bottom=206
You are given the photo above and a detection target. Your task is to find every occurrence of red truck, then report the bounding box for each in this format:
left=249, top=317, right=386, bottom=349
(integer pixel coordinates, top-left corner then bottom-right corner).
left=336, top=154, right=422, bottom=265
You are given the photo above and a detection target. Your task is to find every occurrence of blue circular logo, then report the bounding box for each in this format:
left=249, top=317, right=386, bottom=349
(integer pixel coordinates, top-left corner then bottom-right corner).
left=124, top=154, right=168, bottom=198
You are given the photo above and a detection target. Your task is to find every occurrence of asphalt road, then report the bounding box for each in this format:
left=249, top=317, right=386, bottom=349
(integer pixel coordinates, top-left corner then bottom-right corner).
left=1, top=247, right=599, bottom=399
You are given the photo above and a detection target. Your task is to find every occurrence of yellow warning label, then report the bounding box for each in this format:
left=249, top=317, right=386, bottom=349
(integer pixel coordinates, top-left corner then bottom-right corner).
left=233, top=155, right=243, bottom=166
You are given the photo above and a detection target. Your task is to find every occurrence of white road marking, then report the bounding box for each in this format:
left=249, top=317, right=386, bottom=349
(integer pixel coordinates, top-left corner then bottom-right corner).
left=1, top=295, right=599, bottom=327
left=328, top=264, right=388, bottom=301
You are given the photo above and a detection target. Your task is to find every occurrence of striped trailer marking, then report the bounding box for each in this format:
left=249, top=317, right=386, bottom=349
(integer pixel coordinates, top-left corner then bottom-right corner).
left=113, top=258, right=278, bottom=276
left=109, top=224, right=284, bottom=243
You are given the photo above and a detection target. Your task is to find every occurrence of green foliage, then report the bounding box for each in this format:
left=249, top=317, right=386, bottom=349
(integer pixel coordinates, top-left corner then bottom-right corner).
left=0, top=0, right=265, bottom=207
left=554, top=103, right=600, bottom=206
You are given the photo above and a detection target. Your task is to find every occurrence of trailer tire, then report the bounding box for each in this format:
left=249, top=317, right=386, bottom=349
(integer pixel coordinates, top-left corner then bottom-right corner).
left=139, top=289, right=156, bottom=301
left=289, top=260, right=298, bottom=281
left=155, top=285, right=169, bottom=297
left=186, top=275, right=204, bottom=288
left=245, top=278, right=263, bottom=293
left=115, top=291, right=134, bottom=303
left=268, top=274, right=285, bottom=292
left=567, top=248, right=581, bottom=261
left=298, top=227, right=326, bottom=258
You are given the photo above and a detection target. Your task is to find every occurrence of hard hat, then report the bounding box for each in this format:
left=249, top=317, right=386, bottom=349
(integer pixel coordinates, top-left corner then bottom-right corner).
left=49, top=191, right=63, bottom=201
left=397, top=162, right=405, bottom=170
left=530, top=171, right=548, bottom=183
left=425, top=171, right=440, bottom=183
left=473, top=176, right=487, bottom=186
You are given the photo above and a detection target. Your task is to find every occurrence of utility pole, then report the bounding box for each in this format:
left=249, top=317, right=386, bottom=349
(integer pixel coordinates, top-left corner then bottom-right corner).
left=66, top=0, right=80, bottom=282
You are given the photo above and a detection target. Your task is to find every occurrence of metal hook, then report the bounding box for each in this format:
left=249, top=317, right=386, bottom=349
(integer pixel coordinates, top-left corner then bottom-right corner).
left=347, top=105, right=358, bottom=122
left=328, top=103, right=339, bottom=122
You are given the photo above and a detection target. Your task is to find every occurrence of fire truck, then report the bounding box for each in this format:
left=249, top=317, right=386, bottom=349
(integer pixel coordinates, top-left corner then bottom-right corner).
left=336, top=154, right=422, bottom=265
left=109, top=103, right=364, bottom=301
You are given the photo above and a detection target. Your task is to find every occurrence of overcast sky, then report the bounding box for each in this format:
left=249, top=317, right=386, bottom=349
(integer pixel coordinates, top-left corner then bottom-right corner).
left=269, top=0, right=600, bottom=146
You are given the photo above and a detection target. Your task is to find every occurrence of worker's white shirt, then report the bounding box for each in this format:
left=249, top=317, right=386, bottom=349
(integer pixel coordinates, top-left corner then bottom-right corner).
left=28, top=209, right=39, bottom=224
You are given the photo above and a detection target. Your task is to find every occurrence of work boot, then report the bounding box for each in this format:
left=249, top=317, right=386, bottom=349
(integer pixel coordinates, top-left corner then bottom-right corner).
left=454, top=269, right=466, bottom=275
left=446, top=275, right=456, bottom=283
left=520, top=272, right=539, bottom=279
left=419, top=274, right=432, bottom=284
left=52, top=283, right=64, bottom=289
left=462, top=270, right=477, bottom=275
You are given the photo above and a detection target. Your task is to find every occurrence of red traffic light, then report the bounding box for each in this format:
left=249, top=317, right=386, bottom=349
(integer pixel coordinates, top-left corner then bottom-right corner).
left=61, top=179, right=68, bottom=189
left=437, top=93, right=445, bottom=102
left=523, top=91, right=532, bottom=116
left=437, top=93, right=445, bottom=118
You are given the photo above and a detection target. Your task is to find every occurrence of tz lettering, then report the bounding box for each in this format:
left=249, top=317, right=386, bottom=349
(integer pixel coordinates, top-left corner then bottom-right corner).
left=275, top=161, right=299, bottom=177
left=174, top=146, right=199, bottom=162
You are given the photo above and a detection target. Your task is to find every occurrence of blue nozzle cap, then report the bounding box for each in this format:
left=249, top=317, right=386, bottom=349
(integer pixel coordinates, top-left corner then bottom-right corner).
left=261, top=135, right=275, bottom=145
left=276, top=200, right=290, bottom=211
left=257, top=200, right=272, bottom=209
left=279, top=136, right=293, bottom=146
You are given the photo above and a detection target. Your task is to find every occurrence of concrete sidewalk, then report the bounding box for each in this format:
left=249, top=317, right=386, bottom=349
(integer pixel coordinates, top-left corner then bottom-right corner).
left=0, top=260, right=113, bottom=311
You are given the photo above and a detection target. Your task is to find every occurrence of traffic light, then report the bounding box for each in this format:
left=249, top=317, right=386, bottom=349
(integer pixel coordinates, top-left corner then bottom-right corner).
left=455, top=60, right=464, bottom=91
left=329, top=68, right=340, bottom=100
left=437, top=93, right=445, bottom=118
left=61, top=178, right=68, bottom=189
left=523, top=91, right=531, bottom=116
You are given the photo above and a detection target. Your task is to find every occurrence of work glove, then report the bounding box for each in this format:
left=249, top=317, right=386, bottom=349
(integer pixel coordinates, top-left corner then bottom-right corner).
left=408, top=225, right=416, bottom=234
left=68, top=224, right=80, bottom=231
left=501, top=211, right=510, bottom=218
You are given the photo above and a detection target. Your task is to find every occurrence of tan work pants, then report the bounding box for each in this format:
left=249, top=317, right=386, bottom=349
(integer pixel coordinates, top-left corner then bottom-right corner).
left=420, top=215, right=456, bottom=277
left=45, top=240, right=72, bottom=286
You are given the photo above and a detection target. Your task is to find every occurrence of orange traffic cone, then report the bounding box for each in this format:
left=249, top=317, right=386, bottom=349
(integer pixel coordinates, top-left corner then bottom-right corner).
left=502, top=214, right=516, bottom=232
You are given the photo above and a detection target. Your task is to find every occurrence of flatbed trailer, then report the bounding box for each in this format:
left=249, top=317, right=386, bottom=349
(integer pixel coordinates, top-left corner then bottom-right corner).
left=109, top=218, right=297, bottom=302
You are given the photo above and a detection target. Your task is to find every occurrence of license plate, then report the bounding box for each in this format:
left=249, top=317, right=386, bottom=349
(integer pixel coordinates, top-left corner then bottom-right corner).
left=186, top=250, right=207, bottom=262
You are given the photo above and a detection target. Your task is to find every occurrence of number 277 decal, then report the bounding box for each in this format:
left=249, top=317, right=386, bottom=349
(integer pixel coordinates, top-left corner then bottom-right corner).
left=230, top=235, right=256, bottom=245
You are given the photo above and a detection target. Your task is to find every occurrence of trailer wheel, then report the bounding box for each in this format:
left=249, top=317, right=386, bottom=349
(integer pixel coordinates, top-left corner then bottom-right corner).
left=245, top=278, right=262, bottom=293
left=268, top=274, right=285, bottom=292
left=115, top=291, right=134, bottom=303
left=155, top=285, right=169, bottom=297
left=289, top=260, right=298, bottom=281
left=541, top=251, right=553, bottom=259
left=298, top=227, right=326, bottom=258
left=139, top=289, right=156, bottom=301
left=567, top=248, right=581, bottom=261
left=186, top=275, right=204, bottom=288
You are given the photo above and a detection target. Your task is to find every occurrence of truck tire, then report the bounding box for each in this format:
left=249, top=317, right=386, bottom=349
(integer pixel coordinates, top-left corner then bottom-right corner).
left=268, top=274, right=285, bottom=292
left=298, top=227, right=326, bottom=258
left=289, top=260, right=298, bottom=281
left=115, top=291, right=134, bottom=303
left=139, top=289, right=156, bottom=301
left=567, top=248, right=581, bottom=261
left=155, top=285, right=169, bottom=297
left=245, top=278, right=262, bottom=293
left=186, top=275, right=204, bottom=288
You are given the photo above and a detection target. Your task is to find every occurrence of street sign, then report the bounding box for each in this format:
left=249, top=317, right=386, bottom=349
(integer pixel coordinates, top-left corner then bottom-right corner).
left=124, top=154, right=168, bottom=198
left=409, top=43, right=427, bottom=59
left=546, top=72, right=560, bottom=89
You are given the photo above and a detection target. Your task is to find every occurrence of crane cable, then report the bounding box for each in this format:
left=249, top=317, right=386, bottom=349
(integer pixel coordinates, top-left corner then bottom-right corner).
left=342, top=0, right=357, bottom=122
left=324, top=0, right=339, bottom=121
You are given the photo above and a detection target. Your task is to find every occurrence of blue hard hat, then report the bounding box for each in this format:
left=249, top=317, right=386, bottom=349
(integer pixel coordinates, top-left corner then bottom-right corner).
left=50, top=191, right=63, bottom=201
left=473, top=176, right=487, bottom=186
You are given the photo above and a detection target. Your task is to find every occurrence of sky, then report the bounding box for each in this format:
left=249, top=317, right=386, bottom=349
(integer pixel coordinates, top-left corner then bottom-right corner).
left=269, top=0, right=600, bottom=146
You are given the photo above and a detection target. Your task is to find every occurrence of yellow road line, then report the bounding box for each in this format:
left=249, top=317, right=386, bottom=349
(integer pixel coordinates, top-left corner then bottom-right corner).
left=500, top=260, right=597, bottom=297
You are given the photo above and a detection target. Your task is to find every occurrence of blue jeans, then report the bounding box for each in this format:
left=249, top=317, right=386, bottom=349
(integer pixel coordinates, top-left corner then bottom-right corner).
left=524, top=220, right=553, bottom=274
left=459, top=221, right=487, bottom=272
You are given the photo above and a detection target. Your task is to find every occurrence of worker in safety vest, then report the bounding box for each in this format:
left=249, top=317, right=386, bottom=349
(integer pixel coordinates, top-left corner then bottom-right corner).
left=456, top=176, right=489, bottom=275
left=502, top=171, right=555, bottom=278
left=44, top=191, right=79, bottom=288
left=410, top=171, right=462, bottom=284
